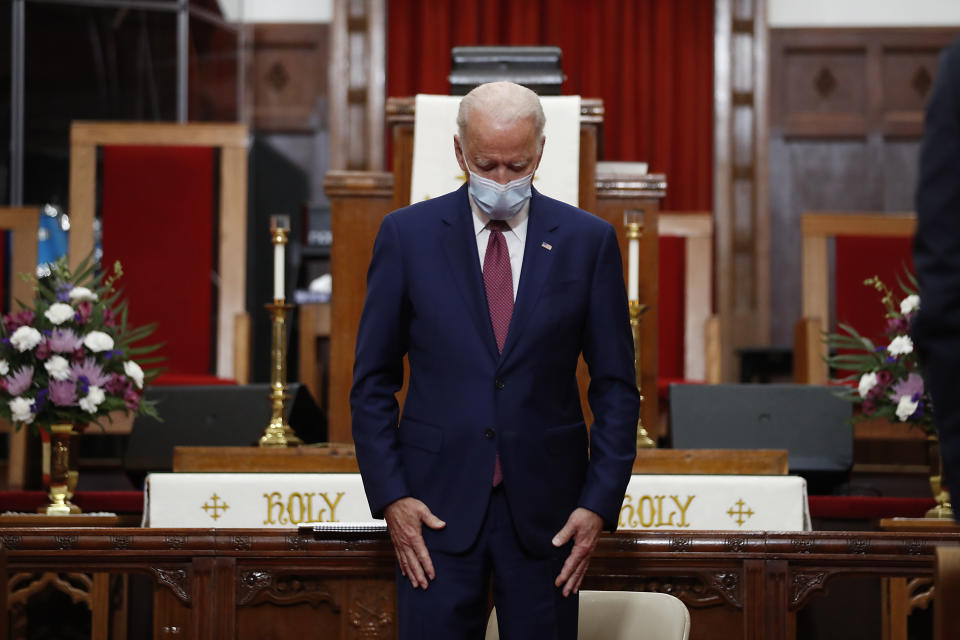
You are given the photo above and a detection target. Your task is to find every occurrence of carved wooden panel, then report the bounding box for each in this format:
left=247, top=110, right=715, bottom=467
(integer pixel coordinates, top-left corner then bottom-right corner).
left=771, top=29, right=956, bottom=140
left=246, top=24, right=330, bottom=132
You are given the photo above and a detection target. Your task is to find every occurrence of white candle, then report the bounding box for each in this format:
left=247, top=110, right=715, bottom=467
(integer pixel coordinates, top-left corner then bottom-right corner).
left=274, top=242, right=285, bottom=301
left=628, top=237, right=639, bottom=302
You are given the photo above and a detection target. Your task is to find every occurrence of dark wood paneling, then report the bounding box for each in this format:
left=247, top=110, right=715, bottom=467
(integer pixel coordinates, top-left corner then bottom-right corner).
left=246, top=24, right=329, bottom=132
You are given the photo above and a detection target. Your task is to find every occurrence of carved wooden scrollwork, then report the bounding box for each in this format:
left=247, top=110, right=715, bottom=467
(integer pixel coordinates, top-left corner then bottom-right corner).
left=237, top=571, right=340, bottom=610
left=710, top=571, right=742, bottom=608
left=2, top=534, right=22, bottom=550
left=54, top=535, right=78, bottom=550
left=348, top=584, right=394, bottom=639
left=846, top=538, right=871, bottom=555
left=625, top=575, right=729, bottom=609
left=152, top=568, right=191, bottom=604
left=907, top=577, right=935, bottom=613
left=790, top=571, right=828, bottom=609
left=109, top=535, right=132, bottom=550
left=286, top=534, right=305, bottom=551
left=163, top=535, right=186, bottom=550
left=233, top=535, right=252, bottom=551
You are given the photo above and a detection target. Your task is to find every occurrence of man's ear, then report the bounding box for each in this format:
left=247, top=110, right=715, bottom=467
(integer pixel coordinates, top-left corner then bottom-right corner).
left=454, top=134, right=468, bottom=174
left=534, top=136, right=546, bottom=172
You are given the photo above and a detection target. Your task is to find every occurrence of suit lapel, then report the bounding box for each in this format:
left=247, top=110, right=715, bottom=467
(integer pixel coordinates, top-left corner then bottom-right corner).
left=440, top=185, right=500, bottom=362
left=499, top=189, right=558, bottom=363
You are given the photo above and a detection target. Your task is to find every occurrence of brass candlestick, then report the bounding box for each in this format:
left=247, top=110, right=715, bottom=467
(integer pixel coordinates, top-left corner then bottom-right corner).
left=626, top=215, right=655, bottom=450
left=260, top=302, right=302, bottom=447
left=260, top=216, right=302, bottom=447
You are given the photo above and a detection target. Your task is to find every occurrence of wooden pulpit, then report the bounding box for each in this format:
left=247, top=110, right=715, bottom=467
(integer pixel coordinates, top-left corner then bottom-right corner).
left=324, top=98, right=666, bottom=443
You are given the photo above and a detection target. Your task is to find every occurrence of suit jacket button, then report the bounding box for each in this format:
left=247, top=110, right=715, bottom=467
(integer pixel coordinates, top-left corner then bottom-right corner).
left=495, top=379, right=505, bottom=390
left=484, top=428, right=495, bottom=439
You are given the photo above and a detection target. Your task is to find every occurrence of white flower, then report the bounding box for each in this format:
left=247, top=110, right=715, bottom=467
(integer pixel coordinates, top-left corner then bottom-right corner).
left=10, top=326, right=42, bottom=352
left=124, top=360, right=144, bottom=389
left=68, top=286, right=98, bottom=302
left=82, top=331, right=114, bottom=353
left=888, top=335, right=914, bottom=357
left=79, top=386, right=105, bottom=413
left=900, top=295, right=920, bottom=315
left=896, top=395, right=920, bottom=422
left=44, top=302, right=75, bottom=325
left=44, top=355, right=71, bottom=381
left=0, top=360, right=8, bottom=376
left=858, top=372, right=879, bottom=399
left=8, top=397, right=34, bottom=423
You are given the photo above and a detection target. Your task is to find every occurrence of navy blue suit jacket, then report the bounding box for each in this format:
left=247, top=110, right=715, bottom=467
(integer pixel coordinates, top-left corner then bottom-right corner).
left=350, top=184, right=640, bottom=555
left=914, top=36, right=960, bottom=517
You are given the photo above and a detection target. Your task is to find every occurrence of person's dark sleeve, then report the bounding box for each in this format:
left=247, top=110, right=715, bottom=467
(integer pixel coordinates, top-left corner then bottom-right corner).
left=350, top=214, right=411, bottom=518
left=913, top=37, right=960, bottom=519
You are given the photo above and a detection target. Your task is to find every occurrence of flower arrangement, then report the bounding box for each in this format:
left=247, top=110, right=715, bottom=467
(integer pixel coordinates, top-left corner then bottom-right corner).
left=825, top=272, right=933, bottom=434
left=0, top=253, right=160, bottom=433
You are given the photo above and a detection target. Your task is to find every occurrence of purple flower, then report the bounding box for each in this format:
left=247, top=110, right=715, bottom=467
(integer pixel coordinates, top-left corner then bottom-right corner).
left=48, top=329, right=82, bottom=353
left=34, top=388, right=49, bottom=411
left=890, top=373, right=925, bottom=401
left=77, top=375, right=89, bottom=396
left=103, top=307, right=118, bottom=328
left=35, top=340, right=51, bottom=361
left=886, top=316, right=909, bottom=336
left=3, top=310, right=34, bottom=334
left=104, top=373, right=129, bottom=395
left=74, top=301, right=92, bottom=325
left=877, top=370, right=894, bottom=387
left=70, top=357, right=110, bottom=387
left=862, top=399, right=876, bottom=415
left=49, top=380, right=77, bottom=406
left=55, top=284, right=73, bottom=302
left=5, top=365, right=34, bottom=396
left=123, top=387, right=141, bottom=411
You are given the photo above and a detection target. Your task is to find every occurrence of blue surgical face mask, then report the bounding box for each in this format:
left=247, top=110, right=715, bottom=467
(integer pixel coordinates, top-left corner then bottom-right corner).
left=467, top=169, right=533, bottom=220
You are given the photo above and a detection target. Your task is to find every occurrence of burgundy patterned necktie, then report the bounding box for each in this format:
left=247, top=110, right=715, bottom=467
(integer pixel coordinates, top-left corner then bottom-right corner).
left=483, top=220, right=513, bottom=486
left=484, top=220, right=514, bottom=353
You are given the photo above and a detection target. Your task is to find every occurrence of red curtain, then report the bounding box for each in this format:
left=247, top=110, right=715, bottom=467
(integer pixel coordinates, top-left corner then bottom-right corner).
left=386, top=0, right=714, bottom=212
left=101, top=146, right=216, bottom=377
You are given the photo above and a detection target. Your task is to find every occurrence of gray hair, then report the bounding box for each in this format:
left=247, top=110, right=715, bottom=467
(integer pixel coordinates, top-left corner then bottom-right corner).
left=456, top=81, right=546, bottom=143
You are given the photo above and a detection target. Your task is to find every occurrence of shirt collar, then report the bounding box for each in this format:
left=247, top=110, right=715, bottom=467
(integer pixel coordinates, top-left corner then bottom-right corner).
left=470, top=194, right=529, bottom=245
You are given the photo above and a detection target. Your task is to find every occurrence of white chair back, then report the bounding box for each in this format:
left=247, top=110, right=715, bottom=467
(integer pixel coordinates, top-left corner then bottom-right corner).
left=485, top=590, right=691, bottom=640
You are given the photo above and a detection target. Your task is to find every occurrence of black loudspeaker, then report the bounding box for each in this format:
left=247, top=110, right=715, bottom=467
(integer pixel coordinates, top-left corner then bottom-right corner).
left=123, top=383, right=327, bottom=474
left=668, top=384, right=853, bottom=488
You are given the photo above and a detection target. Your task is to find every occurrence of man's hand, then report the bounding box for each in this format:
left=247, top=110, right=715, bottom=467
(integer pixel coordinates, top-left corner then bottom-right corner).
left=552, top=507, right=603, bottom=597
left=384, top=497, right=446, bottom=589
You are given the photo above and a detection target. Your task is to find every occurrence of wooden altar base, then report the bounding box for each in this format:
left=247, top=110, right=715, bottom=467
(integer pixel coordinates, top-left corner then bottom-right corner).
left=2, top=528, right=958, bottom=640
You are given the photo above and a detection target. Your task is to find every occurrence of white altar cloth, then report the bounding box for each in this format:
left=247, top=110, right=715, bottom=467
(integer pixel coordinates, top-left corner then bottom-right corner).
left=145, top=473, right=809, bottom=531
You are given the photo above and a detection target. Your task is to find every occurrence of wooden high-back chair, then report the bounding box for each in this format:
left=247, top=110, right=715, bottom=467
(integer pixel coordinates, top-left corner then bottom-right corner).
left=658, top=212, right=719, bottom=384
left=794, top=212, right=916, bottom=384
left=68, top=122, right=251, bottom=384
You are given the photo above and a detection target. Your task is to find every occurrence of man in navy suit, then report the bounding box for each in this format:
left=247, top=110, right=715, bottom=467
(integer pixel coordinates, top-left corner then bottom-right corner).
left=351, top=81, right=640, bottom=639
left=914, top=36, right=960, bottom=522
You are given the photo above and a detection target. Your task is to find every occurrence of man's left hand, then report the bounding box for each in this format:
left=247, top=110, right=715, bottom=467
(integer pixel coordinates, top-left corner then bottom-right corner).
left=552, top=507, right=603, bottom=597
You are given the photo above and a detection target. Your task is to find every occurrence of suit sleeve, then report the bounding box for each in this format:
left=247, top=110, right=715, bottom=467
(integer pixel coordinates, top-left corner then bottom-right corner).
left=350, top=214, right=411, bottom=518
left=913, top=37, right=960, bottom=519
left=577, top=224, right=641, bottom=529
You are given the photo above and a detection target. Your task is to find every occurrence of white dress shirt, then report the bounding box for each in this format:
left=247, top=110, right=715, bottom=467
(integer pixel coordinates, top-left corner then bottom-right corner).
left=470, top=195, right=529, bottom=301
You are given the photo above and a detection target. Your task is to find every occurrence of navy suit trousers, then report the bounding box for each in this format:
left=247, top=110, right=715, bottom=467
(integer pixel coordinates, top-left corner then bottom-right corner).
left=396, top=486, right=578, bottom=640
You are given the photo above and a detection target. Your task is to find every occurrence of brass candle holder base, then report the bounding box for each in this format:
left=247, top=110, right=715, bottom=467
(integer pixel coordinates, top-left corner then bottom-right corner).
left=259, top=302, right=302, bottom=448
left=629, top=301, right=656, bottom=449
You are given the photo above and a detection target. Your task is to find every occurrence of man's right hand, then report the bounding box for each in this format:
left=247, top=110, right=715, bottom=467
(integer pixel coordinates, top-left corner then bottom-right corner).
left=384, top=497, right=446, bottom=589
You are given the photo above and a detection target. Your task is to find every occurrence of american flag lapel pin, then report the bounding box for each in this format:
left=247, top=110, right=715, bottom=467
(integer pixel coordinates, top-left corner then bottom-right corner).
left=541, top=242, right=552, bottom=251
